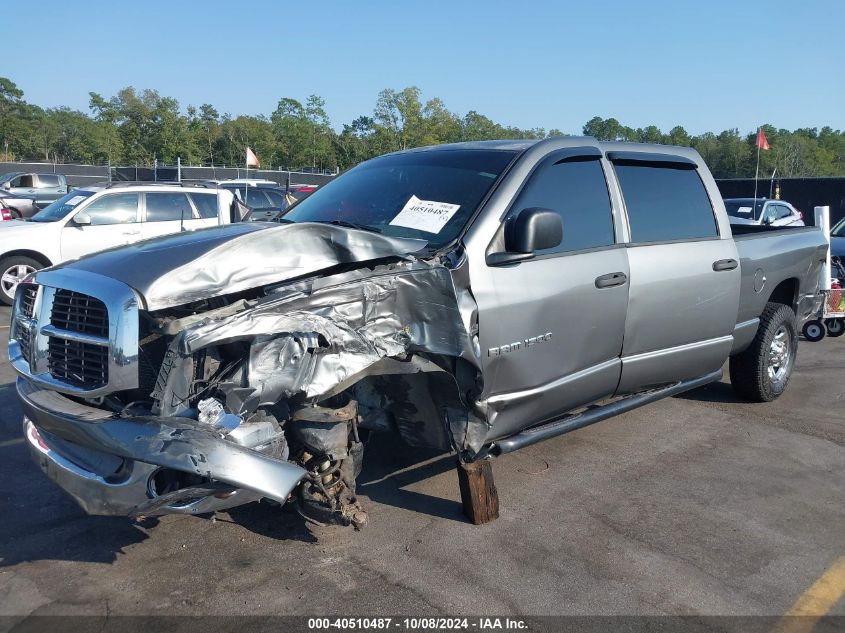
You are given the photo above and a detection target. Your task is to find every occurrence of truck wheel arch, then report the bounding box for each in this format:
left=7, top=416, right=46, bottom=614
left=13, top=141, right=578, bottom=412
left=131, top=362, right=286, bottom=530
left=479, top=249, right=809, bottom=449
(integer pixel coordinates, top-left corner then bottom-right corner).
left=766, top=278, right=798, bottom=312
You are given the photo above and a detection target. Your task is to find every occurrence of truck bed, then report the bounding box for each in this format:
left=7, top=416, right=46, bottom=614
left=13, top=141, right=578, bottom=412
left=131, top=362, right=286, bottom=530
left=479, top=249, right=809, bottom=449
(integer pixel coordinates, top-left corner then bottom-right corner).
left=732, top=224, right=827, bottom=352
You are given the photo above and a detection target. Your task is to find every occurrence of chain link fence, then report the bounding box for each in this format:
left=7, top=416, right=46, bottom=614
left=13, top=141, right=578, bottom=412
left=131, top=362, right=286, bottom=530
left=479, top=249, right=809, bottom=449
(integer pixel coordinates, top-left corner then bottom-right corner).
left=0, top=161, right=335, bottom=188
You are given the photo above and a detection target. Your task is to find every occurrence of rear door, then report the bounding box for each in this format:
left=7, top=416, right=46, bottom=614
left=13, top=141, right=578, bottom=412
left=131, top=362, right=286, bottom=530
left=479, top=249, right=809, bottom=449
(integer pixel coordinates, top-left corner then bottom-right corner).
left=33, top=174, right=65, bottom=206
left=140, top=191, right=208, bottom=240
left=476, top=150, right=629, bottom=439
left=611, top=154, right=741, bottom=393
left=60, top=192, right=141, bottom=260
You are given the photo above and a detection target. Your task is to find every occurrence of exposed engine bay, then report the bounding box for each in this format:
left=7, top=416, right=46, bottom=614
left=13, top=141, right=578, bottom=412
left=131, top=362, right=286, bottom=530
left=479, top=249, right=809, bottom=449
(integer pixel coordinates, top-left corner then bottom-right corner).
left=59, top=251, right=490, bottom=523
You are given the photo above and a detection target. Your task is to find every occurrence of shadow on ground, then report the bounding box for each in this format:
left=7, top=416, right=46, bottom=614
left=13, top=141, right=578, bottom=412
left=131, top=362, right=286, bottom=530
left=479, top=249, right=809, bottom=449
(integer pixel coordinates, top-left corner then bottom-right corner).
left=673, top=380, right=748, bottom=404
left=0, top=372, right=755, bottom=566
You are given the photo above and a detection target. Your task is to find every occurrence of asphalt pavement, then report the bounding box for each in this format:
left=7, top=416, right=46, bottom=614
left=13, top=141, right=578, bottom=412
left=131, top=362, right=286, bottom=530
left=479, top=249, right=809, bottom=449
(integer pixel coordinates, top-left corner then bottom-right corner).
left=0, top=305, right=843, bottom=618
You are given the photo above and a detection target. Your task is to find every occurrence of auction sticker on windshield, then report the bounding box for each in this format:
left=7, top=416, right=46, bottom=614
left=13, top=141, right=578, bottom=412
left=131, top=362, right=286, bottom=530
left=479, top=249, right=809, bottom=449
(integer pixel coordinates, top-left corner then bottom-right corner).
left=389, top=195, right=460, bottom=234
left=66, top=196, right=87, bottom=206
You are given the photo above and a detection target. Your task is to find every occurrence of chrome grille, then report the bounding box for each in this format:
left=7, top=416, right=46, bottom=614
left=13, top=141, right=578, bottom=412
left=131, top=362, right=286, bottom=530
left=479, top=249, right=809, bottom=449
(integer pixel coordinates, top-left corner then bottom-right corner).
left=47, top=337, right=109, bottom=387
left=51, top=290, right=109, bottom=337
left=21, top=284, right=38, bottom=318
left=47, top=290, right=110, bottom=388
left=18, top=326, right=34, bottom=366
left=9, top=269, right=140, bottom=397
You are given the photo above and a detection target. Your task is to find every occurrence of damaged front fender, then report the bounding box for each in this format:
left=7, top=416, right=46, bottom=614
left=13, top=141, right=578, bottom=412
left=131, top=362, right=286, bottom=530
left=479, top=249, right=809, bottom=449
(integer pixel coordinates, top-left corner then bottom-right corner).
left=151, top=259, right=491, bottom=456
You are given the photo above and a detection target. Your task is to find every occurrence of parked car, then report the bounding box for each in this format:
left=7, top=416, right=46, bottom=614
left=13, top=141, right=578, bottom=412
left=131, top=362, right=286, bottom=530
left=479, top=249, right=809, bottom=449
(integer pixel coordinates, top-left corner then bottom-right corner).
left=0, top=182, right=234, bottom=304
left=0, top=193, right=40, bottom=220
left=10, top=138, right=827, bottom=528
left=0, top=172, right=68, bottom=209
left=724, top=197, right=805, bottom=227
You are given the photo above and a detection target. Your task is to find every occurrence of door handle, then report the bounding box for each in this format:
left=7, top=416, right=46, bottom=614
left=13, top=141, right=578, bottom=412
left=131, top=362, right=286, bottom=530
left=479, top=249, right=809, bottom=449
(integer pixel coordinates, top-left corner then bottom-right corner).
left=122, top=230, right=140, bottom=236
left=595, top=272, right=627, bottom=289
left=712, top=259, right=738, bottom=272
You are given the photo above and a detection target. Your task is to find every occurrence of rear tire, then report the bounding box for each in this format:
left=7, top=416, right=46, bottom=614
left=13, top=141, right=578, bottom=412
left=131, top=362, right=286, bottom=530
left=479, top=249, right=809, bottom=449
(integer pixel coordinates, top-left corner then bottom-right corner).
left=0, top=255, right=42, bottom=306
left=802, top=320, right=826, bottom=342
left=825, top=318, right=845, bottom=337
left=730, top=302, right=798, bottom=402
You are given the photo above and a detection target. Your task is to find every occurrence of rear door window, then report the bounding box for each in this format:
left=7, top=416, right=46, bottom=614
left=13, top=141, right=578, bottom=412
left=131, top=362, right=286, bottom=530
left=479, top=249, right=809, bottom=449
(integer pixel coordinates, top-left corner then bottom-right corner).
left=615, top=164, right=717, bottom=242
left=242, top=189, right=271, bottom=208
left=189, top=193, right=219, bottom=219
left=145, top=192, right=195, bottom=222
left=80, top=193, right=140, bottom=225
left=37, top=175, right=61, bottom=187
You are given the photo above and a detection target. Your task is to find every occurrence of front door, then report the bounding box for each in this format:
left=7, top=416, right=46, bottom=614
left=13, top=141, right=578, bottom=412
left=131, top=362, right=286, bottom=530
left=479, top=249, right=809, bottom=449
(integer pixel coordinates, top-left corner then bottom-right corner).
left=60, top=192, right=142, bottom=261
left=8, top=174, right=37, bottom=198
left=476, top=152, right=629, bottom=440
left=612, top=158, right=741, bottom=393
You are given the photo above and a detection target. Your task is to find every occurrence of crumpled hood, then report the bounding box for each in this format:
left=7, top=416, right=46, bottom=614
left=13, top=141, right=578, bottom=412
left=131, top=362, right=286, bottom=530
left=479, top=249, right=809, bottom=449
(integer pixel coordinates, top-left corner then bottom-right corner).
left=58, top=222, right=428, bottom=310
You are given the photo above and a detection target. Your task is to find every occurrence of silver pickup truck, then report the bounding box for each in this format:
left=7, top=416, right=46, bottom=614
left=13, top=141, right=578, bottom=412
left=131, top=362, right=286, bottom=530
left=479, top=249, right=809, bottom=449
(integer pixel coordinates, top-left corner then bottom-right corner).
left=9, top=138, right=828, bottom=526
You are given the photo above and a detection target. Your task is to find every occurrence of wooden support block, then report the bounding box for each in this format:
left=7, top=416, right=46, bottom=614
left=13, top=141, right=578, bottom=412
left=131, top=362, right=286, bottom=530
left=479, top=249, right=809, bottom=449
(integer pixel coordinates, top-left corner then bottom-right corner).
left=457, top=459, right=499, bottom=525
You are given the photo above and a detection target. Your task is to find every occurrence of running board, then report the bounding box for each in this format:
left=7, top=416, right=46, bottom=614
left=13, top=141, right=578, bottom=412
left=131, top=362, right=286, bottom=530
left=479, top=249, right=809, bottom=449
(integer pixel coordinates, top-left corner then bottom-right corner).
left=491, top=369, right=722, bottom=456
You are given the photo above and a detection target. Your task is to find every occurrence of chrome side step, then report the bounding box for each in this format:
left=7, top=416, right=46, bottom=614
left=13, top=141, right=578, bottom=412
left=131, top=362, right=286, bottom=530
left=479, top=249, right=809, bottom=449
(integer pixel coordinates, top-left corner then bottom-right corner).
left=491, top=369, right=722, bottom=455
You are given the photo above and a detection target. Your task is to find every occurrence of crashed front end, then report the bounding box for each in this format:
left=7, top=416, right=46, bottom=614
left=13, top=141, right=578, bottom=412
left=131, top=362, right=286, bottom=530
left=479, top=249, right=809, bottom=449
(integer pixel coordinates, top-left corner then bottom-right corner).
left=10, top=224, right=487, bottom=520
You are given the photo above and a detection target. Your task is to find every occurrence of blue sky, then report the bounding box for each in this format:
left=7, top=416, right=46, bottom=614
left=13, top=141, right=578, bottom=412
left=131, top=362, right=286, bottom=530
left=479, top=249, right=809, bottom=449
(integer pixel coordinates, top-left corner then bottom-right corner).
left=5, top=0, right=843, bottom=135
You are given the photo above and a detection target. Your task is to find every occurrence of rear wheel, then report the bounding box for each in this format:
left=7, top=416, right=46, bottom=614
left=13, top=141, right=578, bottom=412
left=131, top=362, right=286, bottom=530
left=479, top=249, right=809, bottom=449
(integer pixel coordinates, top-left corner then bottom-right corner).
left=0, top=256, right=41, bottom=306
left=825, top=318, right=845, bottom=337
left=730, top=302, right=798, bottom=402
left=802, top=320, right=826, bottom=342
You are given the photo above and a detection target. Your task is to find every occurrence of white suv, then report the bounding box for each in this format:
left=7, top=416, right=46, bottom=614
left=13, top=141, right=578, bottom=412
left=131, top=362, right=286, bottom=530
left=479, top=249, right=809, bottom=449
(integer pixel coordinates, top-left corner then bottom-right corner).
left=0, top=182, right=235, bottom=304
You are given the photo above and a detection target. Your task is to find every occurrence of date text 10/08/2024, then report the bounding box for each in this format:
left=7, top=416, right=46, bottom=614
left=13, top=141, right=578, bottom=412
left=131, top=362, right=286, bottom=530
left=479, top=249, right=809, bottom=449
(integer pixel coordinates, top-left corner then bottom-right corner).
left=308, top=617, right=529, bottom=630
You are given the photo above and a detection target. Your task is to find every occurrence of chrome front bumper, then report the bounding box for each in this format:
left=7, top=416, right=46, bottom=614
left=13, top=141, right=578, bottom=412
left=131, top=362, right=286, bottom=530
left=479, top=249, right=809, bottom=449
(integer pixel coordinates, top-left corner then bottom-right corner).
left=18, top=377, right=306, bottom=517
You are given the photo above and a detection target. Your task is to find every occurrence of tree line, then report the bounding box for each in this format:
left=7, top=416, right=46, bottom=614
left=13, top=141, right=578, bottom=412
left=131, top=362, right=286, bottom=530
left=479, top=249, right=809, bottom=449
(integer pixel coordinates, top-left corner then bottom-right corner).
left=1, top=76, right=843, bottom=179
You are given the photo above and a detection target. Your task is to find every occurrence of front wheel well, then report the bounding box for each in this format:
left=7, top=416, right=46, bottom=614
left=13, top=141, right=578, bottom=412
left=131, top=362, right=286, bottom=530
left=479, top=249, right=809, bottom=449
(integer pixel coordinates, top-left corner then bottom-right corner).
left=0, top=250, right=52, bottom=268
left=767, top=278, right=798, bottom=310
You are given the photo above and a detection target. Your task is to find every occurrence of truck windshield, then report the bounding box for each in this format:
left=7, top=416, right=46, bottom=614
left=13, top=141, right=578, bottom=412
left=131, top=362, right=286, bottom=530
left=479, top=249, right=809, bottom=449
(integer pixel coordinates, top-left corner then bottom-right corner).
left=30, top=190, right=95, bottom=222
left=283, top=149, right=517, bottom=247
left=724, top=200, right=764, bottom=221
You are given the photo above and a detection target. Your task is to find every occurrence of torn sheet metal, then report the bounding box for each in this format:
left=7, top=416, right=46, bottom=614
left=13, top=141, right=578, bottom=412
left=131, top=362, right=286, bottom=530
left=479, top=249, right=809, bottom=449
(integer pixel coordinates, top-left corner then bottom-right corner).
left=61, top=222, right=428, bottom=311
left=178, top=264, right=466, bottom=397
left=153, top=259, right=491, bottom=454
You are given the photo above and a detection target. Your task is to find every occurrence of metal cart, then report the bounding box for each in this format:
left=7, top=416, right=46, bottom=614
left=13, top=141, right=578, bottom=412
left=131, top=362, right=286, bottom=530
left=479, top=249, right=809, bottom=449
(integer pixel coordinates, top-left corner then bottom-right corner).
left=802, top=287, right=845, bottom=342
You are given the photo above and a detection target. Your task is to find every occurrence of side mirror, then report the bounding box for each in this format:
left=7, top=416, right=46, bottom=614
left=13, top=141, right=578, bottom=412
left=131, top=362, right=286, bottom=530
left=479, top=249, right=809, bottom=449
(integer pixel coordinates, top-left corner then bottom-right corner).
left=1, top=182, right=10, bottom=190
left=73, top=212, right=92, bottom=226
left=489, top=208, right=563, bottom=265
